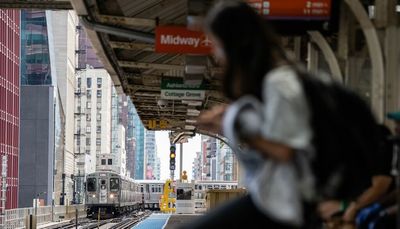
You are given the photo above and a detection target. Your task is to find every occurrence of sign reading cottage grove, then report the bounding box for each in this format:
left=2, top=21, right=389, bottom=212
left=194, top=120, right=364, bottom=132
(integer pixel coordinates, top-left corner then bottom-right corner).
left=161, top=78, right=206, bottom=100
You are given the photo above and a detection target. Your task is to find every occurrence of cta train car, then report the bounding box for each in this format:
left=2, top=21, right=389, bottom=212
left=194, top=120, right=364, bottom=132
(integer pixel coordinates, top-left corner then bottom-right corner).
left=136, top=180, right=165, bottom=209
left=193, top=181, right=239, bottom=211
left=85, top=171, right=141, bottom=218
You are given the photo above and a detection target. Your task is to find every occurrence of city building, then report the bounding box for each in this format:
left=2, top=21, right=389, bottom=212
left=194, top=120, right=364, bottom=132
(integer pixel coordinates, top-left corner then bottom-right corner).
left=154, top=157, right=161, bottom=180
left=20, top=86, right=55, bottom=207
left=76, top=24, right=103, bottom=70
left=133, top=110, right=145, bottom=180
left=216, top=140, right=238, bottom=181
left=125, top=99, right=136, bottom=179
left=144, top=130, right=158, bottom=180
left=75, top=69, right=112, bottom=171
left=74, top=69, right=112, bottom=201
left=192, top=152, right=202, bottom=181
left=116, top=124, right=127, bottom=176
left=201, top=135, right=217, bottom=180
left=116, top=95, right=136, bottom=179
left=19, top=9, right=62, bottom=208
left=0, top=9, right=20, bottom=209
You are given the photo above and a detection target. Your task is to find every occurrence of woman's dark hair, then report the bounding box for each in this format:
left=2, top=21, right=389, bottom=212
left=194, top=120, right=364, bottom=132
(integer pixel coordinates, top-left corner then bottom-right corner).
left=205, top=1, right=287, bottom=101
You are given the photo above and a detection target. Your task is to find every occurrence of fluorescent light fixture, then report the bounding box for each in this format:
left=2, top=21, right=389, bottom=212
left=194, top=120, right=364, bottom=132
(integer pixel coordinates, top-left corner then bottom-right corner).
left=187, top=109, right=200, bottom=114
left=185, top=65, right=206, bottom=74
left=185, top=125, right=196, bottom=130
left=182, top=100, right=203, bottom=106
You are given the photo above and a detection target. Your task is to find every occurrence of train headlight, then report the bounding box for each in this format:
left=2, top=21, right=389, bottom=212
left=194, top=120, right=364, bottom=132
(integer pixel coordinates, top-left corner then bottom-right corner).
left=92, top=194, right=96, bottom=198
left=110, top=194, right=114, bottom=199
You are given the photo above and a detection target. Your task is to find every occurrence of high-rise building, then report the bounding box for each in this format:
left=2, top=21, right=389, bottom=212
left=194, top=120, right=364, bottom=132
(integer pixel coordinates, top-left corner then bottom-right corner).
left=133, top=110, right=145, bottom=180
left=154, top=156, right=161, bottom=180
left=216, top=140, right=238, bottom=181
left=45, top=10, right=79, bottom=205
left=76, top=24, right=103, bottom=70
left=19, top=9, right=58, bottom=208
left=192, top=152, right=202, bottom=181
left=125, top=99, right=136, bottom=179
left=20, top=10, right=51, bottom=85
left=115, top=95, right=136, bottom=179
left=0, top=9, right=20, bottom=210
left=201, top=135, right=217, bottom=180
left=144, top=130, right=157, bottom=180
left=19, top=9, right=78, bottom=206
left=75, top=69, right=112, bottom=173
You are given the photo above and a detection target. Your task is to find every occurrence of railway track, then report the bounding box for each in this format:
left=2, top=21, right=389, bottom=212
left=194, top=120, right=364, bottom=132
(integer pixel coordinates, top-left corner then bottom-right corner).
left=43, top=210, right=151, bottom=229
left=109, top=211, right=151, bottom=229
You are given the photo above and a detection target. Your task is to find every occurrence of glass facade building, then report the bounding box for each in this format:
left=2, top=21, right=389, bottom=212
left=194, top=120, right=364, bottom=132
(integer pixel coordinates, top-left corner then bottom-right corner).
left=19, top=9, right=65, bottom=206
left=20, top=10, right=52, bottom=85
left=133, top=110, right=145, bottom=180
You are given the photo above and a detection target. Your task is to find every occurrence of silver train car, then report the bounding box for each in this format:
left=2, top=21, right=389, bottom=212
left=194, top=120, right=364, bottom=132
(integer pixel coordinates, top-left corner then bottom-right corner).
left=85, top=171, right=141, bottom=218
left=136, top=180, right=165, bottom=209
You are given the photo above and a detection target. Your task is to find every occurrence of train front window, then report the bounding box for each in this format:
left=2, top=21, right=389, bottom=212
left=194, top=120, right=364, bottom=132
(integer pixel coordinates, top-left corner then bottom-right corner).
left=100, top=179, right=106, bottom=190
left=110, top=178, right=119, bottom=191
left=177, top=189, right=192, bottom=200
left=87, top=178, right=96, bottom=192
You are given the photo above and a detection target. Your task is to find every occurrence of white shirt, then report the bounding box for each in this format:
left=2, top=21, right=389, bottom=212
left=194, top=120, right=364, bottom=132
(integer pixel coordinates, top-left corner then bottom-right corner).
left=223, top=66, right=314, bottom=226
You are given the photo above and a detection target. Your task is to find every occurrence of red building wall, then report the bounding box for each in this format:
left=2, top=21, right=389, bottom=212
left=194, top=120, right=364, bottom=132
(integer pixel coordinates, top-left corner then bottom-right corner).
left=0, top=9, right=20, bottom=210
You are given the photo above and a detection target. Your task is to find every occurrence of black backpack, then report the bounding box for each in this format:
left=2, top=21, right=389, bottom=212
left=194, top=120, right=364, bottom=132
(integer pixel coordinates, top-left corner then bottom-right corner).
left=297, top=70, right=380, bottom=200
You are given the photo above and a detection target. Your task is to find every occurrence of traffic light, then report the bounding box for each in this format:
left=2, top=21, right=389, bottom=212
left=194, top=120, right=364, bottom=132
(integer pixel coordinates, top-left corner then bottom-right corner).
left=170, top=145, right=176, bottom=171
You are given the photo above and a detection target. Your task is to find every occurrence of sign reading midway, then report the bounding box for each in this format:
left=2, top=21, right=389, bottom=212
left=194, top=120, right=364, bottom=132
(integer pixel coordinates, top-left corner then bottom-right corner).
left=155, top=26, right=212, bottom=54
left=161, top=78, right=206, bottom=101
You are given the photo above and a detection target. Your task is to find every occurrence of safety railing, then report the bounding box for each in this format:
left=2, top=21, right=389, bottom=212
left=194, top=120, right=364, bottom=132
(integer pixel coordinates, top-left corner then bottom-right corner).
left=0, top=204, right=86, bottom=229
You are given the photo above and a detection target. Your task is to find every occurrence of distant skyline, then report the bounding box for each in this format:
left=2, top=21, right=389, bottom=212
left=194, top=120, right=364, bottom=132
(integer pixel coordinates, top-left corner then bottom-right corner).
left=156, top=132, right=200, bottom=181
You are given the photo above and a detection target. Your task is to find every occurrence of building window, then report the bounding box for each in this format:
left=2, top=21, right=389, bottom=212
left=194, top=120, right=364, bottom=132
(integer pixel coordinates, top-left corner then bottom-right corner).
left=86, top=114, right=91, bottom=121
left=85, top=150, right=90, bottom=155
left=87, top=78, right=92, bottom=88
left=101, top=159, right=106, bottom=165
left=97, top=114, right=101, bottom=121
left=86, top=127, right=91, bottom=133
left=86, top=102, right=91, bottom=109
left=86, top=138, right=91, bottom=146
left=96, top=126, right=101, bottom=133
left=97, top=90, right=102, bottom=98
left=87, top=90, right=91, bottom=98
left=76, top=138, right=80, bottom=146
left=96, top=138, right=101, bottom=145
left=96, top=151, right=100, bottom=155
left=77, top=78, right=81, bottom=88
left=97, top=102, right=101, bottom=109
left=108, top=159, right=112, bottom=165
left=97, top=78, right=102, bottom=88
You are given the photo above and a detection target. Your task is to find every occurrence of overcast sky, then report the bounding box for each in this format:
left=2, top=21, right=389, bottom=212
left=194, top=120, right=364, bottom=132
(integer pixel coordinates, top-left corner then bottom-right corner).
left=155, top=132, right=201, bottom=181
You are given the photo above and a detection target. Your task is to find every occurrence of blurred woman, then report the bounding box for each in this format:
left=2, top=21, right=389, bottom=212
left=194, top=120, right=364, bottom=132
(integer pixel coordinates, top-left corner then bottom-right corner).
left=194, top=1, right=314, bottom=228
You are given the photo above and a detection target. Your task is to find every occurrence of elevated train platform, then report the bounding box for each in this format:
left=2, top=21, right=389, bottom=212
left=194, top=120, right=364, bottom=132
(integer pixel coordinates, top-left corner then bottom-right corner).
left=132, top=213, right=201, bottom=229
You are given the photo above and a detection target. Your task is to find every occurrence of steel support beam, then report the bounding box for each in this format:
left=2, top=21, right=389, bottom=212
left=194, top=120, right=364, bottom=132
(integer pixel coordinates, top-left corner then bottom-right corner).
left=119, top=61, right=184, bottom=70
left=109, top=41, right=154, bottom=51
left=97, top=15, right=156, bottom=28
left=375, top=0, right=399, bottom=126
left=308, top=31, right=343, bottom=83
left=345, top=0, right=385, bottom=122
left=0, top=1, right=72, bottom=9
left=80, top=17, right=155, bottom=43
